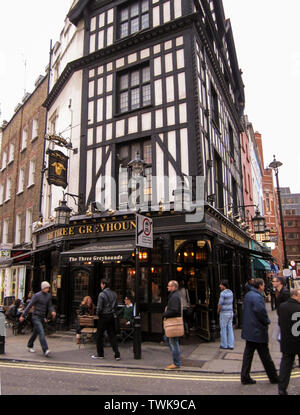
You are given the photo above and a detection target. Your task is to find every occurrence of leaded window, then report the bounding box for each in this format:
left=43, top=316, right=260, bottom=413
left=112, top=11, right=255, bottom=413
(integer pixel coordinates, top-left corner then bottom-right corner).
left=118, top=65, right=151, bottom=113
left=119, top=0, right=150, bottom=39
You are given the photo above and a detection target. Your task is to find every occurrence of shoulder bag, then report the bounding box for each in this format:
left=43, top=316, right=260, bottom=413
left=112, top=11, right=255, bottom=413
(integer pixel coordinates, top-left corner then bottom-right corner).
left=163, top=297, right=184, bottom=338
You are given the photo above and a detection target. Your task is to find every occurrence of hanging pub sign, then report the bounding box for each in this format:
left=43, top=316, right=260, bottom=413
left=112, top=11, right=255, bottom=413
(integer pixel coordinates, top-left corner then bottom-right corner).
left=46, top=149, right=69, bottom=189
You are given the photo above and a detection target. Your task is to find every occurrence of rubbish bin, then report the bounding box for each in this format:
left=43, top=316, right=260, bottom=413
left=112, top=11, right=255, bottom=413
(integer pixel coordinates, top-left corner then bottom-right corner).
left=0, top=306, right=6, bottom=354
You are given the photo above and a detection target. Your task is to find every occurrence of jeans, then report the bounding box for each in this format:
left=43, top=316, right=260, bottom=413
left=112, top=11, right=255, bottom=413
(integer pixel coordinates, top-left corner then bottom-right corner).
left=27, top=315, right=48, bottom=353
left=164, top=335, right=181, bottom=367
left=220, top=312, right=234, bottom=349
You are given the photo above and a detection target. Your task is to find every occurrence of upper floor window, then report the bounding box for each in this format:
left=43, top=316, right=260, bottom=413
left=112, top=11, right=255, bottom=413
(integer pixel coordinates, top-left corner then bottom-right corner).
left=28, top=160, right=36, bottom=187
left=21, top=128, right=28, bottom=151
left=25, top=209, right=33, bottom=243
left=1, top=151, right=7, bottom=171
left=210, top=84, right=219, bottom=128
left=0, top=184, right=3, bottom=205
left=8, top=144, right=14, bottom=164
left=18, top=168, right=25, bottom=194
left=2, top=219, right=9, bottom=244
left=118, top=0, right=150, bottom=39
left=228, top=124, right=234, bottom=158
left=117, top=64, right=151, bottom=113
left=5, top=178, right=11, bottom=201
left=15, top=214, right=22, bottom=245
left=32, top=118, right=39, bottom=141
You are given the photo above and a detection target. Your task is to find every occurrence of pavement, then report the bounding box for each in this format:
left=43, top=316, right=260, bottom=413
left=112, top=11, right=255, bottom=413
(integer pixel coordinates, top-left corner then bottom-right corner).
left=0, top=304, right=285, bottom=374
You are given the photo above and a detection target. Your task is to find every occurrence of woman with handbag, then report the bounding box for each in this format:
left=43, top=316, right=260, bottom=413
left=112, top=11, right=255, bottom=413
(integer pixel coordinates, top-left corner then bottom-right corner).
left=163, top=280, right=183, bottom=370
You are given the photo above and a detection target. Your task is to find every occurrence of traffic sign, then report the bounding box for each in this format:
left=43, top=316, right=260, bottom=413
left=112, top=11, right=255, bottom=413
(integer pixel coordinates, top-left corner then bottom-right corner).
left=136, top=214, right=153, bottom=248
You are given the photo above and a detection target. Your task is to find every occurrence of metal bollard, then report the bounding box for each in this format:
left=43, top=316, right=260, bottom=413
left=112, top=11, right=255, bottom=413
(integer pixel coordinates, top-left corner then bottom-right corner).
left=0, top=306, right=6, bottom=354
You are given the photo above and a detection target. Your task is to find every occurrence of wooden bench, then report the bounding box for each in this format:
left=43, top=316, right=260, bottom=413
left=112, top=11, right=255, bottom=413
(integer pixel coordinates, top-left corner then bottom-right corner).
left=78, top=316, right=97, bottom=348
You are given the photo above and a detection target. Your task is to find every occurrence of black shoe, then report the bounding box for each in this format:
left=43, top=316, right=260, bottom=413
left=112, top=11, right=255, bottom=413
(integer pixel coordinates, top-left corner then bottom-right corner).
left=270, top=378, right=279, bottom=384
left=278, top=389, right=288, bottom=395
left=241, top=378, right=256, bottom=385
left=220, top=347, right=228, bottom=349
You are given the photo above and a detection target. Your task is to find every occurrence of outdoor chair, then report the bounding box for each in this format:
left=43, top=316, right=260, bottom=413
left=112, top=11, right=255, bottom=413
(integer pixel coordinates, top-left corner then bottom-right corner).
left=78, top=316, right=97, bottom=348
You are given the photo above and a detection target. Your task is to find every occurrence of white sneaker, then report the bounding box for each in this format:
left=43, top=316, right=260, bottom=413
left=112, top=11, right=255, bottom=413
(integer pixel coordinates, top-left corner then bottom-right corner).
left=28, top=348, right=36, bottom=353
left=91, top=355, right=104, bottom=359
left=44, top=349, right=51, bottom=357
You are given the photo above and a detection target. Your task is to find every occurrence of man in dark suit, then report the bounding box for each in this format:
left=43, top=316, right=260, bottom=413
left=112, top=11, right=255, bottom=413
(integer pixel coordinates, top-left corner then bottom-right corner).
left=277, top=288, right=300, bottom=395
left=272, top=276, right=290, bottom=312
left=240, top=278, right=279, bottom=385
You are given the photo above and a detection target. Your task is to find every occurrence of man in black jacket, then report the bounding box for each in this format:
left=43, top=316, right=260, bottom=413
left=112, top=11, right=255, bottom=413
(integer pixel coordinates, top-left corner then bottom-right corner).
left=273, top=276, right=290, bottom=312
left=20, top=281, right=56, bottom=356
left=92, top=279, right=120, bottom=361
left=163, top=280, right=182, bottom=370
left=278, top=288, right=300, bottom=395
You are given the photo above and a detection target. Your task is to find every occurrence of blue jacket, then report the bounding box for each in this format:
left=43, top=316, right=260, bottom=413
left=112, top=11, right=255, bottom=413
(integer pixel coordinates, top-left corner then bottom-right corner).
left=241, top=288, right=270, bottom=343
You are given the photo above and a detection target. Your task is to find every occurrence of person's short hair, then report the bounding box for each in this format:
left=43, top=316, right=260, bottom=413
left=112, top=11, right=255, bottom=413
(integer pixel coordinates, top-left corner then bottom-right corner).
left=290, top=288, right=300, bottom=297
left=273, top=276, right=285, bottom=286
left=168, top=280, right=178, bottom=289
left=220, top=279, right=229, bottom=289
left=15, top=299, right=21, bottom=307
left=101, top=279, right=109, bottom=288
left=253, top=278, right=264, bottom=289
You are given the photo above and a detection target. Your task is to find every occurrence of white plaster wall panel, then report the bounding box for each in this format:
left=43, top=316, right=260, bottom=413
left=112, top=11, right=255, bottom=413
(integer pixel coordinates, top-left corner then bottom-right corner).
left=97, top=98, right=103, bottom=122
left=98, top=30, right=104, bottom=49
left=174, top=0, right=182, bottom=18
left=166, top=76, right=175, bottom=103
left=107, top=27, right=113, bottom=46
left=99, top=13, right=105, bottom=28
left=89, top=69, right=95, bottom=78
left=87, top=128, right=93, bottom=146
left=176, top=49, right=185, bottom=69
left=90, top=34, right=96, bottom=53
left=96, top=148, right=102, bottom=176
left=153, top=6, right=160, bottom=27
left=116, top=58, right=125, bottom=68
left=153, top=44, right=161, bottom=54
left=98, top=78, right=103, bottom=95
left=88, top=101, right=94, bottom=125
left=141, top=48, right=150, bottom=59
left=106, top=74, right=113, bottom=92
left=163, top=1, right=171, bottom=23
left=98, top=66, right=104, bottom=75
left=180, top=129, right=189, bottom=176
left=155, top=109, right=163, bottom=128
left=154, top=57, right=162, bottom=76
left=167, top=106, right=175, bottom=125
left=107, top=8, right=114, bottom=24
left=176, top=36, right=184, bottom=47
left=95, top=175, right=103, bottom=204
left=128, top=53, right=137, bottom=64
left=128, top=116, right=138, bottom=134
left=96, top=126, right=103, bottom=143
left=106, top=95, right=113, bottom=120
left=165, top=53, right=173, bottom=73
left=104, top=152, right=112, bottom=208
left=168, top=131, right=176, bottom=160
left=91, top=16, right=96, bottom=31
left=168, top=163, right=177, bottom=201
left=155, top=80, right=163, bottom=106
left=106, top=123, right=112, bottom=141
left=156, top=142, right=165, bottom=202
left=178, top=73, right=186, bottom=99
left=152, top=0, right=159, bottom=3
left=116, top=119, right=125, bottom=138
left=142, top=112, right=152, bottom=131
left=107, top=62, right=113, bottom=72
left=86, top=149, right=93, bottom=203
left=88, top=81, right=94, bottom=98
left=164, top=40, right=172, bottom=50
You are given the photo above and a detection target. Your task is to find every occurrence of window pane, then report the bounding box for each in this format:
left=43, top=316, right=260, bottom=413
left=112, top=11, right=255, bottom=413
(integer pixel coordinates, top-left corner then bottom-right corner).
left=131, top=88, right=140, bottom=109
left=120, top=8, right=129, bottom=22
left=120, top=22, right=128, bottom=38
left=131, top=70, right=140, bottom=86
left=130, top=3, right=139, bottom=17
left=142, top=84, right=151, bottom=106
left=120, top=74, right=129, bottom=90
left=142, top=66, right=150, bottom=82
left=132, top=142, right=141, bottom=159
left=141, top=13, right=149, bottom=30
left=120, top=92, right=128, bottom=112
left=143, top=142, right=152, bottom=164
left=130, top=17, right=139, bottom=34
left=142, top=0, right=149, bottom=12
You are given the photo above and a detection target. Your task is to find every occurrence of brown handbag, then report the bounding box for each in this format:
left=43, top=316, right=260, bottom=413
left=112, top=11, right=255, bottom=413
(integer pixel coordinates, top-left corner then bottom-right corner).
left=163, top=299, right=184, bottom=338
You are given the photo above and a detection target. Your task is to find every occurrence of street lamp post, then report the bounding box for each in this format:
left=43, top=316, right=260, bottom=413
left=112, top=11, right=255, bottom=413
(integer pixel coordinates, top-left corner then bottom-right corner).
left=127, top=152, right=146, bottom=360
left=269, top=155, right=288, bottom=268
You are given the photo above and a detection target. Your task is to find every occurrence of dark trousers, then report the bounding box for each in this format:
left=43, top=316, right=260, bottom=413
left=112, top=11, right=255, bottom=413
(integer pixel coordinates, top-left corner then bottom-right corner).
left=270, top=293, right=276, bottom=311
left=241, top=341, right=278, bottom=382
left=96, top=314, right=120, bottom=358
left=279, top=353, right=296, bottom=393
left=27, top=315, right=48, bottom=353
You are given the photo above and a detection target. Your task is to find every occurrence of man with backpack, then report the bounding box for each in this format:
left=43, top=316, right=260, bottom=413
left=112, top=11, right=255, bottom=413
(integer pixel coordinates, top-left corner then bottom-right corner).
left=91, top=279, right=120, bottom=361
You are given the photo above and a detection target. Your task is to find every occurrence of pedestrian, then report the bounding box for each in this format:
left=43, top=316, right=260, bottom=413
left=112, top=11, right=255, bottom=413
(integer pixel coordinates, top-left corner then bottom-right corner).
left=277, top=288, right=300, bottom=395
left=267, top=277, right=276, bottom=311
left=179, top=280, right=192, bottom=336
left=217, top=280, right=234, bottom=350
left=272, top=276, right=290, bottom=341
left=91, top=279, right=120, bottom=361
left=244, top=277, right=254, bottom=295
left=19, top=281, right=56, bottom=357
left=6, top=299, right=24, bottom=334
left=240, top=278, right=279, bottom=385
left=163, top=280, right=182, bottom=370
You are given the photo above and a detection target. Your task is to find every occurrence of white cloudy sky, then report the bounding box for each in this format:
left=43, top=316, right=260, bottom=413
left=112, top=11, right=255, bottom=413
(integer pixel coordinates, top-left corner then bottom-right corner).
left=0, top=0, right=299, bottom=192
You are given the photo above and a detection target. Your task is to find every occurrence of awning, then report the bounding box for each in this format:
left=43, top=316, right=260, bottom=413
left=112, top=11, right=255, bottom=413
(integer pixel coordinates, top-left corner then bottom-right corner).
left=253, top=257, right=271, bottom=271
left=61, top=240, right=135, bottom=264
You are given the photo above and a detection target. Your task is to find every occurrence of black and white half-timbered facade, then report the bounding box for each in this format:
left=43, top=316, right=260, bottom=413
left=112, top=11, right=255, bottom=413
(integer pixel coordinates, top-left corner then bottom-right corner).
left=33, top=0, right=269, bottom=340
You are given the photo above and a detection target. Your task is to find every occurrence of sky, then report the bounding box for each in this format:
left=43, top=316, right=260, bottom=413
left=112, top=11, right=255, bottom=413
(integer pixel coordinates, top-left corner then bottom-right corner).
left=0, top=0, right=299, bottom=193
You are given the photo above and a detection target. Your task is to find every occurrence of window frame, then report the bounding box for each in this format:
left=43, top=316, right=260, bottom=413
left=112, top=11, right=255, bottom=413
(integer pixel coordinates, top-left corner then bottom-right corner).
left=17, top=168, right=25, bottom=194
left=117, top=0, right=150, bottom=40
left=27, top=160, right=36, bottom=188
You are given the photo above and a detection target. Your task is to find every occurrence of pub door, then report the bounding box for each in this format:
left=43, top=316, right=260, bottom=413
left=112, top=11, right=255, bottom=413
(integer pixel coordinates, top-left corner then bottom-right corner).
left=71, top=268, right=93, bottom=326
